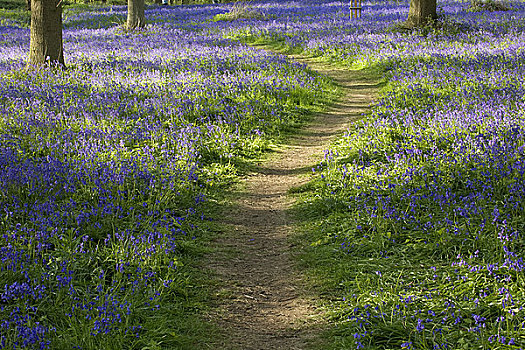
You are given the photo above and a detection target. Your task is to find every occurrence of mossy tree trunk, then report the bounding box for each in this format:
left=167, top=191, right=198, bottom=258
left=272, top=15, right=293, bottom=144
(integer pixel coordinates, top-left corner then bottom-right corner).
left=406, top=0, right=437, bottom=27
left=28, top=0, right=64, bottom=67
left=127, top=0, right=145, bottom=30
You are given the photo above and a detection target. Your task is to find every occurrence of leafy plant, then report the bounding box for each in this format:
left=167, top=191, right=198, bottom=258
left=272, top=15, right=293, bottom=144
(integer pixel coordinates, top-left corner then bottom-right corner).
left=213, top=0, right=267, bottom=21
left=467, top=0, right=510, bottom=12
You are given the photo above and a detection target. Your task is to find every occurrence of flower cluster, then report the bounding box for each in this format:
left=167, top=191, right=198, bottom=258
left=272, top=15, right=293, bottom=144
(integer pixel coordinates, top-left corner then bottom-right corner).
left=225, top=0, right=525, bottom=348
left=0, top=4, right=327, bottom=348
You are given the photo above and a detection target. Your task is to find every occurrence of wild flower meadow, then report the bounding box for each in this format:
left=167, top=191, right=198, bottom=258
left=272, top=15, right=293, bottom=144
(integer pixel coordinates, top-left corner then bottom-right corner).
left=3, top=0, right=525, bottom=348
left=0, top=5, right=328, bottom=348
left=217, top=0, right=525, bottom=348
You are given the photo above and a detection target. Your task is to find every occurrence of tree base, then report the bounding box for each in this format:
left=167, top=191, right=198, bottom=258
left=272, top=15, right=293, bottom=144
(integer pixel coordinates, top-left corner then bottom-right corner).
left=404, top=14, right=438, bottom=28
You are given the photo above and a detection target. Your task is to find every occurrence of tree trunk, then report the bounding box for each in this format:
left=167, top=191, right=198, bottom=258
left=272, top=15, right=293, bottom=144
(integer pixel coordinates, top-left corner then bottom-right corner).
left=26, top=0, right=31, bottom=11
left=406, top=0, right=437, bottom=27
left=127, top=0, right=145, bottom=31
left=28, top=0, right=64, bottom=67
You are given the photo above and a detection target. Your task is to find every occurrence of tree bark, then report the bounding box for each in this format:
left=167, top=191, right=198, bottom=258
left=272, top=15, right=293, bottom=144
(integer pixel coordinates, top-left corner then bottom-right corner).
left=127, top=0, right=145, bottom=31
left=406, top=0, right=437, bottom=27
left=28, top=0, right=64, bottom=67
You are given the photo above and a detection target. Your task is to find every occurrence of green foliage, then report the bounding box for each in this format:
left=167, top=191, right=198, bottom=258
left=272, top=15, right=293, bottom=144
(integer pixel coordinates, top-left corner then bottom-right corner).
left=467, top=0, right=510, bottom=12
left=0, top=0, right=24, bottom=10
left=213, top=2, right=268, bottom=22
left=0, top=7, right=29, bottom=26
left=293, top=55, right=525, bottom=348
left=0, top=3, right=336, bottom=347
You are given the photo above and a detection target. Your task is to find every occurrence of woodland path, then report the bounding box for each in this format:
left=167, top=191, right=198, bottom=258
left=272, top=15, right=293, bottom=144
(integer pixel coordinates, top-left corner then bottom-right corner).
left=205, top=54, right=381, bottom=350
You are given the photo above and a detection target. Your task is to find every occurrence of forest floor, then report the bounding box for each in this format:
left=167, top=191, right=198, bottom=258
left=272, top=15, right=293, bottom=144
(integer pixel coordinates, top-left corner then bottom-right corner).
left=205, top=55, right=381, bottom=350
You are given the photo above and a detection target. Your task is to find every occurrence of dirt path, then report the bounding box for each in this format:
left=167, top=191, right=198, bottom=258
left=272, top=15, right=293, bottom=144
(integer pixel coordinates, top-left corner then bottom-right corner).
left=206, top=56, right=381, bottom=350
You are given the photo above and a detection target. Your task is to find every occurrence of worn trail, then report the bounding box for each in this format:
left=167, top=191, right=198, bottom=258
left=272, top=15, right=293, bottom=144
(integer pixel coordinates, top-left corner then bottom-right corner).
left=206, top=56, right=380, bottom=350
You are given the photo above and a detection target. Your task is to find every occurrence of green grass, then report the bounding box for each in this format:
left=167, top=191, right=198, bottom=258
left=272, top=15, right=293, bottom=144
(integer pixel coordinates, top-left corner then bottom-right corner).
left=289, top=65, right=392, bottom=349
left=0, top=7, right=339, bottom=347
left=0, top=6, right=28, bottom=26
left=290, top=55, right=525, bottom=348
left=0, top=0, right=124, bottom=11
left=226, top=31, right=307, bottom=56
left=0, top=2, right=125, bottom=27
left=212, top=2, right=269, bottom=22
left=0, top=0, right=24, bottom=10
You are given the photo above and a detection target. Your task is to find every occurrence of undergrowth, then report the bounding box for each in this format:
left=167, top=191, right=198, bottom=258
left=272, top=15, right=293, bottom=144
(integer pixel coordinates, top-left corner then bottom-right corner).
left=213, top=0, right=268, bottom=21
left=0, top=4, right=334, bottom=348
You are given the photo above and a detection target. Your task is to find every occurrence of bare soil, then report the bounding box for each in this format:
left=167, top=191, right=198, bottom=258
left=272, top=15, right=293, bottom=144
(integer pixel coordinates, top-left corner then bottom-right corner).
left=206, top=56, right=381, bottom=350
